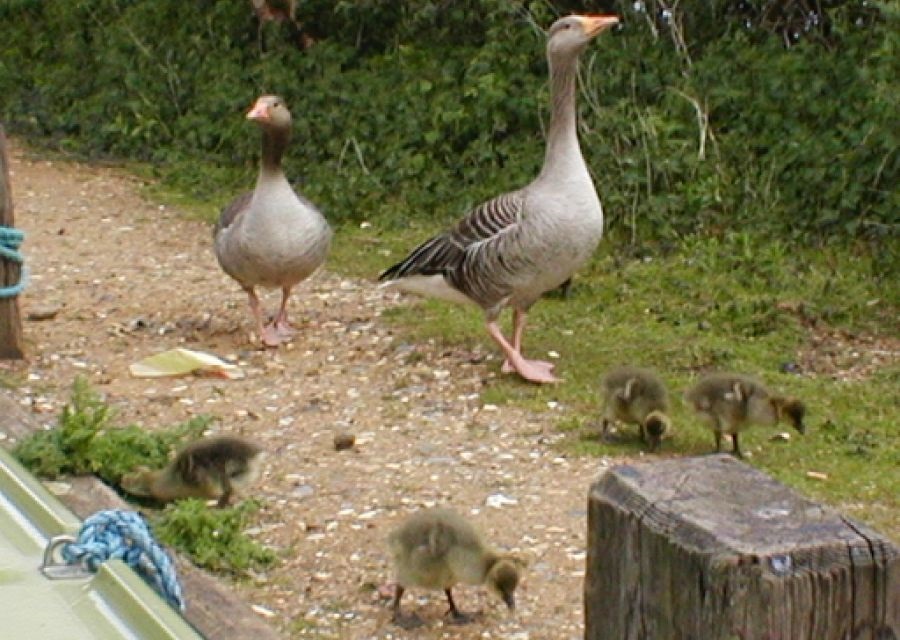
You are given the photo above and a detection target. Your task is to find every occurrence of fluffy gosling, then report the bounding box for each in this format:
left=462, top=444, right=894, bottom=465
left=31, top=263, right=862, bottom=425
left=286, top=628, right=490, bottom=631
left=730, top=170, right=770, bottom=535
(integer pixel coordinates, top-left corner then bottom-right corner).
left=600, top=365, right=672, bottom=451
left=121, top=435, right=264, bottom=507
left=387, top=508, right=521, bottom=628
left=684, top=373, right=806, bottom=457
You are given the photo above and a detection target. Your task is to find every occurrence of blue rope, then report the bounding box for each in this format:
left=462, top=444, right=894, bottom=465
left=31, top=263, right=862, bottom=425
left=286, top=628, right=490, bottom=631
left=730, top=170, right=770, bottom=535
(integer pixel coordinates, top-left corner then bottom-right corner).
left=62, top=509, right=185, bottom=611
left=0, top=225, right=26, bottom=298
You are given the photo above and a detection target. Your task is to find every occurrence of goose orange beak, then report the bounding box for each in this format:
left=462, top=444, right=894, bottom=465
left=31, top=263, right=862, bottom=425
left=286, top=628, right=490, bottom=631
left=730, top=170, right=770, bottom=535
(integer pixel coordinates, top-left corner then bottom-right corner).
left=246, top=99, right=270, bottom=121
left=580, top=14, right=619, bottom=37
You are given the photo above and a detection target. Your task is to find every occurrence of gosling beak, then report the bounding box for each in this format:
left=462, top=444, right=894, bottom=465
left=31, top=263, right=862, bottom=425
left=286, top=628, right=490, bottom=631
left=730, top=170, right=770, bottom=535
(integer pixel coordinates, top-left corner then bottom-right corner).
left=502, top=592, right=515, bottom=610
left=580, top=14, right=619, bottom=37
left=246, top=100, right=270, bottom=122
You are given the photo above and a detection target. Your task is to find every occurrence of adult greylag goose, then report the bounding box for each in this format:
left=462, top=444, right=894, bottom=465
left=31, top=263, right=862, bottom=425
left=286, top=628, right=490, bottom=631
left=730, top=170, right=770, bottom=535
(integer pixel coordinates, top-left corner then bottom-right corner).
left=684, top=373, right=806, bottom=458
left=379, top=15, right=618, bottom=383
left=387, top=508, right=521, bottom=628
left=120, top=435, right=265, bottom=507
left=215, top=95, right=332, bottom=347
left=600, top=365, right=672, bottom=451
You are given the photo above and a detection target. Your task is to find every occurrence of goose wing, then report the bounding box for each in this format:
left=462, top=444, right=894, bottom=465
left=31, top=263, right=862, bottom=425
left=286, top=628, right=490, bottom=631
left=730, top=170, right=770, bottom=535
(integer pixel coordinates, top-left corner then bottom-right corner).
left=379, top=191, right=526, bottom=304
left=214, top=191, right=253, bottom=237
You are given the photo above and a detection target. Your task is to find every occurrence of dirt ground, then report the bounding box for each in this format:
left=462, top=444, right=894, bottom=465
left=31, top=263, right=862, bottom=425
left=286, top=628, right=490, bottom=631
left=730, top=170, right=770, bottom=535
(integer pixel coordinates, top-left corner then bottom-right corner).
left=0, top=142, right=619, bottom=639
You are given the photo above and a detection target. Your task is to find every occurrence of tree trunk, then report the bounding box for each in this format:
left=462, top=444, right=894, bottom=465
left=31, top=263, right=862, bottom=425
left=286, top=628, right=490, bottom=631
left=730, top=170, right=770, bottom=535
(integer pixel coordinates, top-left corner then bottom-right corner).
left=0, top=128, right=24, bottom=359
left=585, top=454, right=899, bottom=640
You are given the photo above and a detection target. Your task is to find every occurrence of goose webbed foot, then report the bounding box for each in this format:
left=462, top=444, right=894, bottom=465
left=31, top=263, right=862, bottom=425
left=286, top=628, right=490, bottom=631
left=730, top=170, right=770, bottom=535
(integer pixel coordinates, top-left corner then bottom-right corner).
left=391, top=612, right=425, bottom=629
left=446, top=609, right=475, bottom=625
left=444, top=588, right=475, bottom=625
left=501, top=358, right=555, bottom=375
left=502, top=357, right=559, bottom=384
left=273, top=318, right=296, bottom=339
left=259, top=324, right=284, bottom=347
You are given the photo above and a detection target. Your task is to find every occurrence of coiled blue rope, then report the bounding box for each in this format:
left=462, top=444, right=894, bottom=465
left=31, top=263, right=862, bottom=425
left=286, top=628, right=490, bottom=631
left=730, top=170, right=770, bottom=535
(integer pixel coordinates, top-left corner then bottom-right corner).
left=62, top=509, right=185, bottom=611
left=0, top=225, right=26, bottom=298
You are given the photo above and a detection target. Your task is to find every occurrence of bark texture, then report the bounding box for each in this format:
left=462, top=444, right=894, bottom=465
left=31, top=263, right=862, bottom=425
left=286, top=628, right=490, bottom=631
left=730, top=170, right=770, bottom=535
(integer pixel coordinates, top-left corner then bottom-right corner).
left=585, top=454, right=899, bottom=640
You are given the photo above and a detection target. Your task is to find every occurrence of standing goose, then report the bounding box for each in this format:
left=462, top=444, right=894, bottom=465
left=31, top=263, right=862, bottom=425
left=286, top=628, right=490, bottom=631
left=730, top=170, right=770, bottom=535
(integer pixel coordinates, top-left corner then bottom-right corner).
left=215, top=94, right=332, bottom=347
left=379, top=14, right=618, bottom=384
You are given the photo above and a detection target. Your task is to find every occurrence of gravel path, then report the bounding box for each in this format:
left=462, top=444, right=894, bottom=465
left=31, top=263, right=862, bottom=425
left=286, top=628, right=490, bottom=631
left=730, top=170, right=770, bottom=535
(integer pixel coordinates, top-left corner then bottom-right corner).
left=2, top=143, right=613, bottom=639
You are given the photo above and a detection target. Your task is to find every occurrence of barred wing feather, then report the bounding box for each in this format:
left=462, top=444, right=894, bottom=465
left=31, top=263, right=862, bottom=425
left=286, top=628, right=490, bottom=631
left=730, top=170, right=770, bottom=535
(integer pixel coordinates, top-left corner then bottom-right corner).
left=379, top=192, right=525, bottom=307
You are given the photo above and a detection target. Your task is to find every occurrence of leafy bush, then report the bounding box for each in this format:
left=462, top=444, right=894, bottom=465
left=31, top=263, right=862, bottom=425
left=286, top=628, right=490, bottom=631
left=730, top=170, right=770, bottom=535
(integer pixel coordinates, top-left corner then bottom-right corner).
left=13, top=377, right=210, bottom=483
left=0, top=1, right=896, bottom=247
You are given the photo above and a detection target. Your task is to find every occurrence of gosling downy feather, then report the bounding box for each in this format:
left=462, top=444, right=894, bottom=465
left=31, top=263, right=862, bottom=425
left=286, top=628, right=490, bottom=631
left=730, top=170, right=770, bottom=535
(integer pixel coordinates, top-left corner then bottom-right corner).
left=684, top=373, right=806, bottom=457
left=387, top=508, right=521, bottom=627
left=600, top=365, right=672, bottom=451
left=121, top=435, right=264, bottom=507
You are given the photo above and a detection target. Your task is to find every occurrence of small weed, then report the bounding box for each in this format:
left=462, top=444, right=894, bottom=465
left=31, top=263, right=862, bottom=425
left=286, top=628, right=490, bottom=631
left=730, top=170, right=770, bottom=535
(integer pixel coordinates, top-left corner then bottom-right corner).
left=13, top=377, right=209, bottom=484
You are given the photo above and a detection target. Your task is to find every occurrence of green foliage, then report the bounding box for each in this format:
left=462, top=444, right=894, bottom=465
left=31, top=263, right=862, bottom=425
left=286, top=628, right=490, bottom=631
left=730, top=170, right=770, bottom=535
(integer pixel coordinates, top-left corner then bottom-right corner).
left=151, top=499, right=276, bottom=574
left=12, top=377, right=210, bottom=483
left=0, top=1, right=895, bottom=245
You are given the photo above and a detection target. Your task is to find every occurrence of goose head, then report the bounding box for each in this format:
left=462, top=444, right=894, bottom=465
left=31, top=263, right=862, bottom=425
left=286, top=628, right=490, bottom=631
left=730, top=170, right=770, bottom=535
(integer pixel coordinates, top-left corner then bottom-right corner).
left=486, top=555, right=523, bottom=610
left=247, top=94, right=292, bottom=131
left=643, top=410, right=671, bottom=451
left=774, top=397, right=806, bottom=434
left=547, top=14, right=619, bottom=58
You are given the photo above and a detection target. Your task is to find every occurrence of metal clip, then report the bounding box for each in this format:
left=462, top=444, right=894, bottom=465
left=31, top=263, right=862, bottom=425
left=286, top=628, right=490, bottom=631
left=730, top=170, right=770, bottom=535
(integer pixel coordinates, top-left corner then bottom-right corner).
left=40, top=535, right=91, bottom=580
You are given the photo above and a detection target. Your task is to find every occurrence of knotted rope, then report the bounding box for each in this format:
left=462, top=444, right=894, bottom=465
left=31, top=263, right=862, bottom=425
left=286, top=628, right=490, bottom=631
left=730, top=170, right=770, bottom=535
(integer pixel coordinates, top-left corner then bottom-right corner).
left=0, top=225, right=26, bottom=298
left=62, top=509, right=185, bottom=611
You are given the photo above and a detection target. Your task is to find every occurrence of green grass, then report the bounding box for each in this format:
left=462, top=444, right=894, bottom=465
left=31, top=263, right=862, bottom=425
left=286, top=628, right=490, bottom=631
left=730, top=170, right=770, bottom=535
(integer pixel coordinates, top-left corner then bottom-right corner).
left=328, top=223, right=900, bottom=541
left=143, top=183, right=900, bottom=541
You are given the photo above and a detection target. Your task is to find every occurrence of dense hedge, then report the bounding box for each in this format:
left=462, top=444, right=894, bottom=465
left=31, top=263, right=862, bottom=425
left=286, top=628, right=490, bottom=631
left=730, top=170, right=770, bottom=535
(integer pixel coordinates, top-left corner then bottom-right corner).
left=1, top=1, right=896, bottom=246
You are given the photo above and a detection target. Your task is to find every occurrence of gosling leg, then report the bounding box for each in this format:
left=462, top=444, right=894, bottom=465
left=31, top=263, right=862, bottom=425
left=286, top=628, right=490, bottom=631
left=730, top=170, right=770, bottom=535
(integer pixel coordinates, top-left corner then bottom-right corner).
left=390, top=584, right=423, bottom=629
left=444, top=588, right=473, bottom=624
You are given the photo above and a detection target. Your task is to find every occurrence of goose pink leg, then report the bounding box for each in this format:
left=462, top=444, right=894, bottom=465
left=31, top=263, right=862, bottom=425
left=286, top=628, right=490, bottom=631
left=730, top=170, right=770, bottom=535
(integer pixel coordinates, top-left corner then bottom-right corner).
left=499, top=309, right=556, bottom=376
left=247, top=289, right=282, bottom=347
left=488, top=319, right=558, bottom=384
left=272, top=286, right=296, bottom=339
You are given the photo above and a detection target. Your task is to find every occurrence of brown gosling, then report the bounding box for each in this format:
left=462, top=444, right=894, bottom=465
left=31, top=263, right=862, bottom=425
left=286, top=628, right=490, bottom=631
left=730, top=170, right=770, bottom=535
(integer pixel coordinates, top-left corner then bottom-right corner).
left=600, top=366, right=672, bottom=451
left=387, top=508, right=522, bottom=628
left=120, top=435, right=264, bottom=507
left=684, top=373, right=806, bottom=458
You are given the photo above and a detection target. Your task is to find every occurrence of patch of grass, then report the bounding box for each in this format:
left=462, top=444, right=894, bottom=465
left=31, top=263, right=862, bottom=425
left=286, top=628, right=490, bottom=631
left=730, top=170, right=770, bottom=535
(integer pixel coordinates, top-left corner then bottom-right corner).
left=330, top=228, right=899, bottom=540
left=151, top=498, right=276, bottom=575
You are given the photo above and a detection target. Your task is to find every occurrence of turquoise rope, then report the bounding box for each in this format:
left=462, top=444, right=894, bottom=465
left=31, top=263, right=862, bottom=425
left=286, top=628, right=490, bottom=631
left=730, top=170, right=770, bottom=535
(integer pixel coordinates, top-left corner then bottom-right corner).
left=0, top=225, right=26, bottom=298
left=62, top=509, right=186, bottom=612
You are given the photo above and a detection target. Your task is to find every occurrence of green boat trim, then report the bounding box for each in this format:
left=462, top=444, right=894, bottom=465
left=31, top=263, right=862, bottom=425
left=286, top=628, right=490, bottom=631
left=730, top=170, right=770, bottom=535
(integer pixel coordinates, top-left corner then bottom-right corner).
left=0, top=446, right=203, bottom=639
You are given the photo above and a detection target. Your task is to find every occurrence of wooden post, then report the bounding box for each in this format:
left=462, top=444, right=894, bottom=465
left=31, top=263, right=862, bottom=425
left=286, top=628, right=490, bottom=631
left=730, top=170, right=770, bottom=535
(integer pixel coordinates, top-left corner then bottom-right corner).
left=0, top=127, right=25, bottom=359
left=585, top=454, right=899, bottom=640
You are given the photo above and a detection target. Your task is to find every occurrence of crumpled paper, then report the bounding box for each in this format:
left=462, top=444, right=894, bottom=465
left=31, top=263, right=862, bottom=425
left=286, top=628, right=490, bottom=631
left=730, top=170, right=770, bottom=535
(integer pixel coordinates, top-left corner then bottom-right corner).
left=129, top=348, right=243, bottom=379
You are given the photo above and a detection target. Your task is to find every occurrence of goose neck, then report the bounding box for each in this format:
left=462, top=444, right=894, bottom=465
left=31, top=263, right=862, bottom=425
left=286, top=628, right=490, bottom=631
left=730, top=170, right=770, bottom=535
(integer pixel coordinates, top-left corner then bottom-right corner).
left=539, top=52, right=584, bottom=179
left=260, top=125, right=290, bottom=176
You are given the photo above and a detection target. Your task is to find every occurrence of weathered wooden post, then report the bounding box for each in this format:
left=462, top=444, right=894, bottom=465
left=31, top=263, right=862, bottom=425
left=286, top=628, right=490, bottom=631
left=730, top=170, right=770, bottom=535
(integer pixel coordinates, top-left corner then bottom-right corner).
left=0, top=126, right=25, bottom=359
left=585, top=454, right=899, bottom=640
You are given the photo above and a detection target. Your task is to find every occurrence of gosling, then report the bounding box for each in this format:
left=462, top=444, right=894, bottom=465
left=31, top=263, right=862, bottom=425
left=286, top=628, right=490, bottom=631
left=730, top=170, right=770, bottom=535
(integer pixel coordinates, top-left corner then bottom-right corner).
left=684, top=373, right=806, bottom=458
left=387, top=508, right=521, bottom=628
left=121, top=435, right=264, bottom=507
left=600, top=365, right=672, bottom=451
